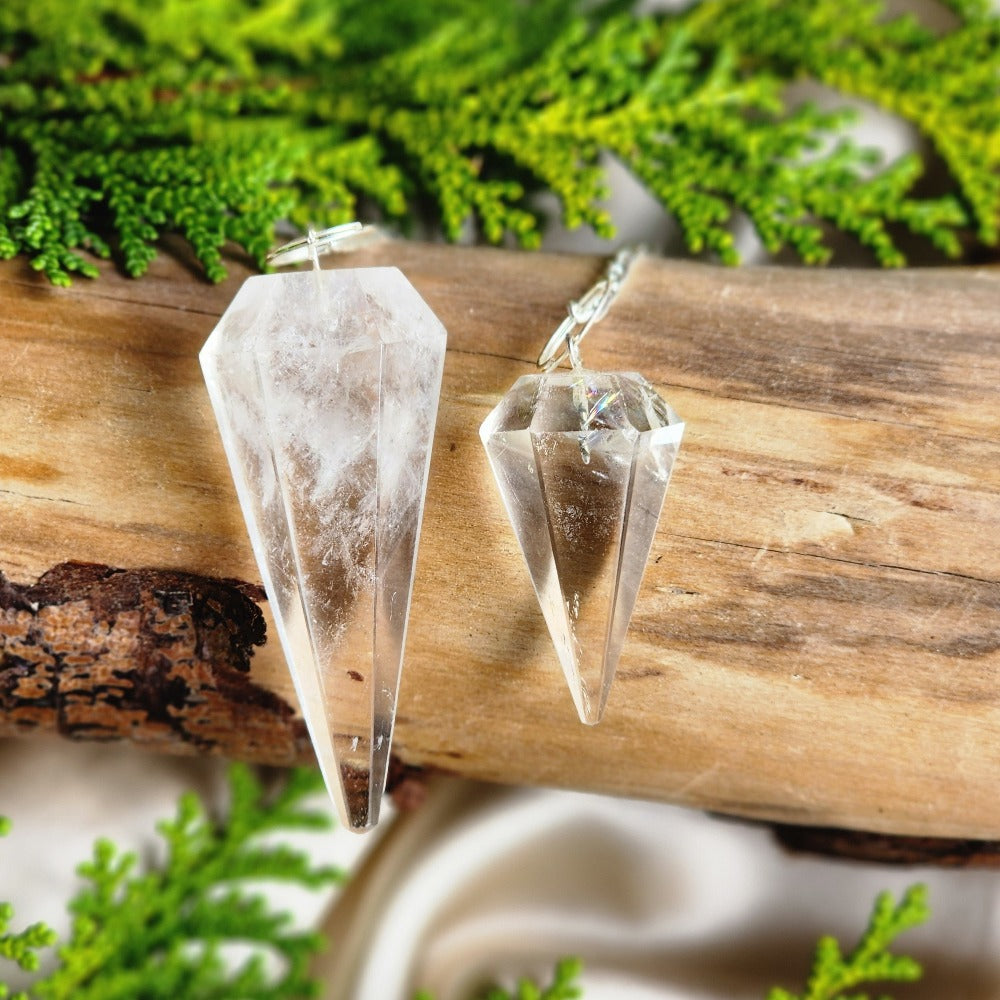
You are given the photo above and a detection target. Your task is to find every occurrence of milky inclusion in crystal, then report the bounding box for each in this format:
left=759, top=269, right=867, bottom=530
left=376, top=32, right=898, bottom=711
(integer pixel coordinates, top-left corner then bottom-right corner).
left=200, top=268, right=446, bottom=831
left=480, top=370, right=683, bottom=724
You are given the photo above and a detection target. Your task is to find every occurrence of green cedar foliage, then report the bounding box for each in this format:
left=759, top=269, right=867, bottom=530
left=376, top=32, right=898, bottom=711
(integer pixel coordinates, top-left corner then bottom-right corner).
left=767, top=884, right=930, bottom=1000
left=0, top=765, right=343, bottom=1000
left=415, top=957, right=584, bottom=1000
left=0, top=0, right=997, bottom=283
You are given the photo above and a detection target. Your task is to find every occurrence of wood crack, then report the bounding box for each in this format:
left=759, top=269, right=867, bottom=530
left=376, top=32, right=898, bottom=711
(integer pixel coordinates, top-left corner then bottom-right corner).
left=669, top=531, right=1000, bottom=587
left=0, top=276, right=223, bottom=318
left=0, top=487, right=89, bottom=507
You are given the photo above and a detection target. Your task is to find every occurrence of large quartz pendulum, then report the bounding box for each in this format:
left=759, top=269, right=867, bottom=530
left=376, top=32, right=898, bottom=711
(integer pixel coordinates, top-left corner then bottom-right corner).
left=480, top=248, right=683, bottom=725
left=200, top=224, right=447, bottom=830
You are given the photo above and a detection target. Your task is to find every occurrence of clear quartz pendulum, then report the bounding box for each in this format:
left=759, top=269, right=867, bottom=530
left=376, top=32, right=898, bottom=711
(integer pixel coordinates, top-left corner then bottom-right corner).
left=200, top=223, right=447, bottom=830
left=480, top=248, right=683, bottom=724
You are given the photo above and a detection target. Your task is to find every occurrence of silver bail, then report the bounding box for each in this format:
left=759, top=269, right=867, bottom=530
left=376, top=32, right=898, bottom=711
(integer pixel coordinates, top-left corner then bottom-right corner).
left=266, top=222, right=372, bottom=269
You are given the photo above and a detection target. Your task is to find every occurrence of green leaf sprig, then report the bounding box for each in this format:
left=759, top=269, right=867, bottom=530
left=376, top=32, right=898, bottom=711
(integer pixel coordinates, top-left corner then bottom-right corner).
left=768, top=884, right=929, bottom=1000
left=415, top=956, right=584, bottom=1000
left=0, top=765, right=343, bottom=1000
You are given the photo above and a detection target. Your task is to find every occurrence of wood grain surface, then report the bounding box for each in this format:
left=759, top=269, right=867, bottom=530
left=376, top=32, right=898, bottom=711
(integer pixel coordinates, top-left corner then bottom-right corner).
left=0, top=240, right=998, bottom=838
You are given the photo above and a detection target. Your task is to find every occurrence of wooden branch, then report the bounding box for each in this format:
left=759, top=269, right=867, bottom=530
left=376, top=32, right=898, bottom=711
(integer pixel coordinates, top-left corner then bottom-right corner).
left=0, top=242, right=998, bottom=840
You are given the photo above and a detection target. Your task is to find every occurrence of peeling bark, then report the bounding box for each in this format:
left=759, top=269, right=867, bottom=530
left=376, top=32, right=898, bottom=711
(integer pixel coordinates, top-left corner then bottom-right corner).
left=0, top=561, right=310, bottom=763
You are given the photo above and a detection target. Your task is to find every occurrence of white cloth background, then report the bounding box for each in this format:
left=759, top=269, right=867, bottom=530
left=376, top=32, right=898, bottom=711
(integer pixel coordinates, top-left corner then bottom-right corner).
left=4, top=745, right=1000, bottom=999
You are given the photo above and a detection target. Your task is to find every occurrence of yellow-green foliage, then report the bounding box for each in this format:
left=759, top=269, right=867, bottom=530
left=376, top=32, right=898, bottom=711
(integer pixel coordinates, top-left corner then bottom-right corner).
left=415, top=957, right=584, bottom=1000
left=768, top=885, right=930, bottom=1000
left=0, top=0, right=997, bottom=283
left=1, top=766, right=342, bottom=1000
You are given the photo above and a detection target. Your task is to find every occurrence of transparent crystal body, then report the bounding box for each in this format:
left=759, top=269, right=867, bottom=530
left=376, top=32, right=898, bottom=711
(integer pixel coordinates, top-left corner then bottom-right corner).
left=480, top=370, right=683, bottom=724
left=200, top=268, right=446, bottom=831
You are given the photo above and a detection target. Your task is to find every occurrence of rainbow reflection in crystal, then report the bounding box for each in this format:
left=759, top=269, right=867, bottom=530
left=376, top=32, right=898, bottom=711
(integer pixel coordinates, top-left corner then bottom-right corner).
left=481, top=369, right=683, bottom=724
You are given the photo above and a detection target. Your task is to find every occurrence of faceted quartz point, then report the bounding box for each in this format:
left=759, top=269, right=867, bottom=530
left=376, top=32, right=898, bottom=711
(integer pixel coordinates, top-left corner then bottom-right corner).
left=480, top=370, right=683, bottom=724
left=200, top=268, right=446, bottom=831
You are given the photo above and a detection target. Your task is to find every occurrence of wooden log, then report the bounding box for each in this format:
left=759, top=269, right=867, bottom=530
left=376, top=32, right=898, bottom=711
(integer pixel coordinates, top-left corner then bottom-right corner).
left=0, top=242, right=998, bottom=839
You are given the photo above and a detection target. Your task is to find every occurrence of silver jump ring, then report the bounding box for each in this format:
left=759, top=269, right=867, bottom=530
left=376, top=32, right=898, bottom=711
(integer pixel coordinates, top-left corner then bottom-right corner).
left=266, top=222, right=370, bottom=268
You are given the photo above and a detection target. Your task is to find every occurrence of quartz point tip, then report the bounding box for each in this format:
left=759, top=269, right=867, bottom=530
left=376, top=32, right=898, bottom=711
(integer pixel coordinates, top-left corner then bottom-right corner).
left=200, top=267, right=447, bottom=831
left=481, top=370, right=683, bottom=725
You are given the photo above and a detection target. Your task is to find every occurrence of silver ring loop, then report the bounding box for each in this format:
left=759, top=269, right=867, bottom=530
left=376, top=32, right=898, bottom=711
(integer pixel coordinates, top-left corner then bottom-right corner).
left=266, top=222, right=368, bottom=268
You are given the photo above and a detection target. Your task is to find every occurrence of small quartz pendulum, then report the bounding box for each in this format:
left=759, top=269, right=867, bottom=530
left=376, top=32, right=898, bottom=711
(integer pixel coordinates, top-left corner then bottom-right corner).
left=200, top=223, right=447, bottom=830
left=480, top=248, right=683, bottom=725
